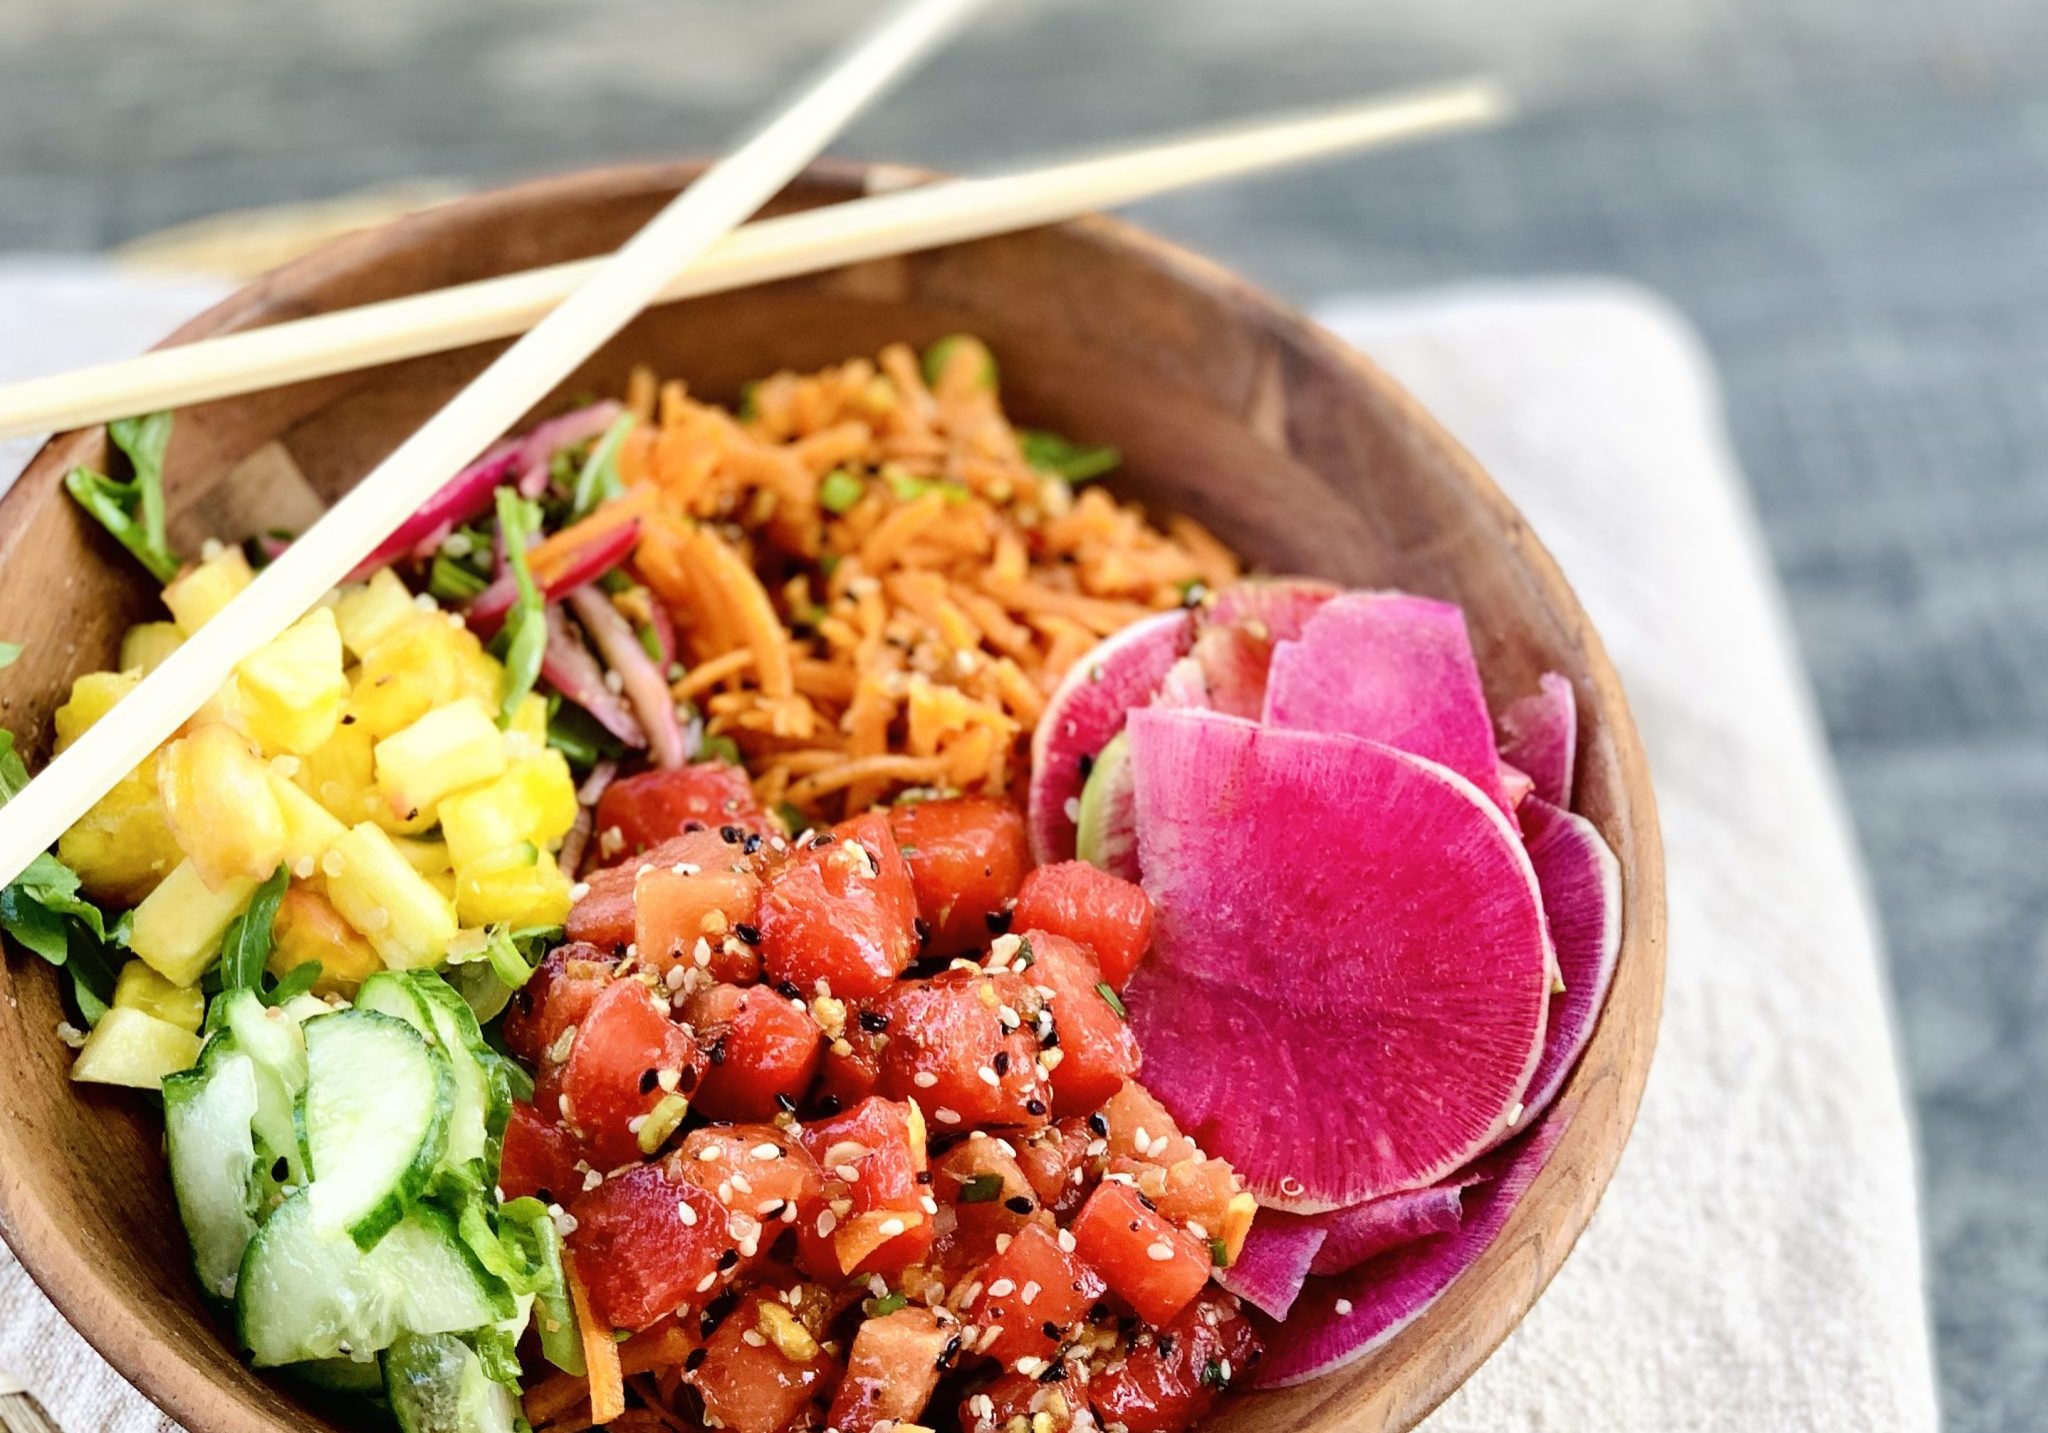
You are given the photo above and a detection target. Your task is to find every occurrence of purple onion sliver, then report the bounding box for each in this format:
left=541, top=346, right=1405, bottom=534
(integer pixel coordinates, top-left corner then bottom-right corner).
left=512, top=401, right=625, bottom=498
left=469, top=521, right=639, bottom=639
left=345, top=444, right=519, bottom=582
left=543, top=605, right=646, bottom=748
left=567, top=585, right=687, bottom=770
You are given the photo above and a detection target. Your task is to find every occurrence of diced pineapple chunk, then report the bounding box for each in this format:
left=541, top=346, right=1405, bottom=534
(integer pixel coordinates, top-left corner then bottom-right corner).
left=390, top=835, right=453, bottom=880
left=333, top=568, right=418, bottom=659
left=454, top=845, right=573, bottom=929
left=237, top=606, right=348, bottom=755
left=504, top=693, right=549, bottom=759
left=438, top=752, right=580, bottom=868
left=163, top=546, right=254, bottom=635
left=57, top=764, right=182, bottom=906
left=119, top=621, right=184, bottom=675
left=373, top=698, right=507, bottom=825
left=323, top=822, right=459, bottom=970
left=158, top=723, right=288, bottom=889
left=113, top=961, right=206, bottom=1034
left=267, top=769, right=347, bottom=876
left=349, top=613, right=499, bottom=738
left=129, top=860, right=258, bottom=987
left=54, top=670, right=140, bottom=750
left=269, top=885, right=382, bottom=995
left=70, top=1007, right=202, bottom=1090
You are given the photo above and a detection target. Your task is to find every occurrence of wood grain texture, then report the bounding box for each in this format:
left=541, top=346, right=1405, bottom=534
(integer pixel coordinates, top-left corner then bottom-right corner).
left=0, top=161, right=1665, bottom=1433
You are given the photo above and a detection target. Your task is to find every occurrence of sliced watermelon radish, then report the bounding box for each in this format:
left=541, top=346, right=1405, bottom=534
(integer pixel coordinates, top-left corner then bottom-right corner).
left=1073, top=730, right=1140, bottom=880
left=1498, top=671, right=1578, bottom=810
left=1215, top=1213, right=1327, bottom=1321
left=1307, top=1174, right=1482, bottom=1277
left=1123, top=708, right=1550, bottom=1211
left=1498, top=797, right=1621, bottom=1138
left=1499, top=761, right=1535, bottom=811
left=1175, top=578, right=1340, bottom=718
left=1251, top=1115, right=1564, bottom=1387
left=1262, top=592, right=1515, bottom=816
left=1027, top=609, right=1192, bottom=865
left=1204, top=578, right=1339, bottom=639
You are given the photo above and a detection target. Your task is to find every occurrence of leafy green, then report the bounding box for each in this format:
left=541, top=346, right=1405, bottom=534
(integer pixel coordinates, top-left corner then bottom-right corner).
left=264, top=959, right=323, bottom=1007
left=498, top=1197, right=584, bottom=1375
left=0, top=640, right=20, bottom=670
left=544, top=695, right=624, bottom=771
left=0, top=729, right=26, bottom=804
left=1021, top=429, right=1121, bottom=483
left=63, top=411, right=180, bottom=582
left=569, top=414, right=636, bottom=521
left=484, top=924, right=553, bottom=991
left=492, top=488, right=548, bottom=727
left=0, top=737, right=119, bottom=1024
left=818, top=468, right=864, bottom=515
left=428, top=553, right=489, bottom=604
left=699, top=732, right=742, bottom=767
left=217, top=864, right=289, bottom=993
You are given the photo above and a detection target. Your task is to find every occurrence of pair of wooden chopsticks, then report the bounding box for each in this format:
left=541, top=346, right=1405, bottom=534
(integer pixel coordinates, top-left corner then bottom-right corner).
left=0, top=0, right=1507, bottom=887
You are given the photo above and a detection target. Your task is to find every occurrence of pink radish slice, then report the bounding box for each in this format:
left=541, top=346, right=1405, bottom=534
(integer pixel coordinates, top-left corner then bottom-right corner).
left=567, top=586, right=688, bottom=770
left=543, top=606, right=647, bottom=748
left=1308, top=1174, right=1483, bottom=1277
left=1180, top=578, right=1341, bottom=718
left=1499, top=761, right=1535, bottom=811
left=508, top=401, right=625, bottom=498
left=346, top=446, right=520, bottom=581
left=1498, top=671, right=1578, bottom=810
left=1499, top=797, right=1622, bottom=1138
left=1215, top=1214, right=1327, bottom=1321
left=1203, top=577, right=1339, bottom=639
left=1124, top=708, right=1549, bottom=1210
left=1027, top=609, right=1192, bottom=864
left=1262, top=592, right=1515, bottom=817
left=468, top=520, right=640, bottom=637
left=1251, top=1116, right=1564, bottom=1387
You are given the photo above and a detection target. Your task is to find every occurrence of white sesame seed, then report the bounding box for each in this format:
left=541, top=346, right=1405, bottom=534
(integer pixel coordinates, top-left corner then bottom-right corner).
left=730, top=1173, right=753, bottom=1195
left=696, top=1272, right=718, bottom=1292
left=758, top=1198, right=784, bottom=1216
left=751, top=1142, right=782, bottom=1160
left=978, top=1066, right=1001, bottom=1088
left=1145, top=1241, right=1174, bottom=1262
left=1056, top=1229, right=1077, bottom=1254
left=1334, top=1298, right=1354, bottom=1316
left=1133, top=1126, right=1150, bottom=1151
left=879, top=1217, right=906, bottom=1237
left=988, top=1278, right=1015, bottom=1298
left=836, top=1163, right=863, bottom=1183
left=994, top=1233, right=1012, bottom=1253
left=697, top=1145, right=723, bottom=1162
left=913, top=1071, right=939, bottom=1089
left=568, top=881, right=591, bottom=902
left=741, top=1330, right=766, bottom=1348
left=1147, top=1135, right=1170, bottom=1159
left=583, top=1169, right=603, bottom=1192
left=1020, top=1280, right=1040, bottom=1305
left=816, top=1209, right=838, bottom=1237
left=1014, top=1356, right=1045, bottom=1377
left=934, top=1107, right=961, bottom=1125
left=920, top=1195, right=939, bottom=1214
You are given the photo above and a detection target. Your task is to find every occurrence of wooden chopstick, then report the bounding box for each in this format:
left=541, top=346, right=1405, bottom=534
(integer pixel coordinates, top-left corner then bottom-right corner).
left=0, top=81, right=1506, bottom=442
left=0, top=0, right=987, bottom=890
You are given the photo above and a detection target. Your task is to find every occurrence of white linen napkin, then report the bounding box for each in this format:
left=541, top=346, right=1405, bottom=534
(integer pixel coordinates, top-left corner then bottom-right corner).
left=0, top=265, right=1939, bottom=1432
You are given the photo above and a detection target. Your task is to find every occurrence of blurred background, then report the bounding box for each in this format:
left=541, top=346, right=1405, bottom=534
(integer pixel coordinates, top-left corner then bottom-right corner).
left=4, top=0, right=2042, bottom=1425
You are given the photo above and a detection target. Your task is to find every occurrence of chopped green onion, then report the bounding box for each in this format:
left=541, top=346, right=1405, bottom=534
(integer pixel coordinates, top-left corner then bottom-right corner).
left=636, top=623, right=664, bottom=663
left=1020, top=429, right=1121, bottom=483
left=737, top=381, right=761, bottom=421
left=429, top=553, right=489, bottom=604
left=959, top=1174, right=1004, bottom=1204
left=1095, top=982, right=1127, bottom=1020
left=921, top=335, right=998, bottom=392
left=1199, top=1358, right=1228, bottom=1390
left=545, top=696, right=624, bottom=770
left=570, top=414, right=637, bottom=520
left=1209, top=1236, right=1230, bottom=1267
left=700, top=733, right=742, bottom=766
left=493, top=488, right=547, bottom=726
left=862, top=1289, right=910, bottom=1318
left=818, top=468, right=865, bottom=515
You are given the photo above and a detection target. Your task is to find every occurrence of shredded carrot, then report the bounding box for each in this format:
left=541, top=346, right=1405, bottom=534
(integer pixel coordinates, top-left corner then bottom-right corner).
left=529, top=484, right=657, bottom=585
left=523, top=1370, right=591, bottom=1425
left=618, top=1324, right=696, bottom=1376
left=671, top=647, right=755, bottom=702
left=566, top=1258, right=625, bottom=1425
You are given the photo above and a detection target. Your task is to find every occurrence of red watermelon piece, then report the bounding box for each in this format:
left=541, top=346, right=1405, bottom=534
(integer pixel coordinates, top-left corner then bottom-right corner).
left=1251, top=1115, right=1564, bottom=1387
left=1123, top=708, right=1550, bottom=1211
left=1497, top=797, right=1622, bottom=1139
left=1262, top=592, right=1515, bottom=816
left=1498, top=671, right=1578, bottom=810
left=1028, top=609, right=1191, bottom=864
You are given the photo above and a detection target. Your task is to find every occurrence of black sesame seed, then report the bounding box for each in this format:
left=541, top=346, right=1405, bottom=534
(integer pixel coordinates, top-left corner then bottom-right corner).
left=817, top=1094, right=842, bottom=1116
left=1089, top=1302, right=1111, bottom=1321
left=775, top=980, right=804, bottom=1001
left=1005, top=1195, right=1035, bottom=1215
left=684, top=1347, right=708, bottom=1371
left=1128, top=1220, right=1141, bottom=1232
left=992, top=1051, right=1010, bottom=1075
left=1136, top=1192, right=1158, bottom=1212
left=709, top=1037, right=728, bottom=1066
left=271, top=1157, right=289, bottom=1181
left=1042, top=1320, right=1063, bottom=1340
left=915, top=1170, right=934, bottom=1184
left=811, top=832, right=836, bottom=847
left=1025, top=1099, right=1047, bottom=1117
left=720, top=825, right=745, bottom=844
left=1157, top=1333, right=1176, bottom=1358
left=937, top=1335, right=962, bottom=1370
left=1038, top=1361, right=1068, bottom=1383
left=679, top=1064, right=700, bottom=1092
left=536, top=1187, right=555, bottom=1206
left=340, top=712, right=357, bottom=726
left=985, top=908, right=1013, bottom=936
left=1088, top=1112, right=1109, bottom=1137
left=685, top=820, right=706, bottom=833
left=717, top=1248, right=739, bottom=1270
left=858, top=1010, right=890, bottom=1034
left=734, top=922, right=762, bottom=946
left=1078, top=752, right=1095, bottom=780
left=639, top=1069, right=660, bottom=1094
left=743, top=833, right=764, bottom=855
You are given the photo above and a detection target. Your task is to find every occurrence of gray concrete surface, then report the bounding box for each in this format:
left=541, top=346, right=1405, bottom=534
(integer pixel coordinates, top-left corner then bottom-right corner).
left=4, top=1, right=2046, bottom=1425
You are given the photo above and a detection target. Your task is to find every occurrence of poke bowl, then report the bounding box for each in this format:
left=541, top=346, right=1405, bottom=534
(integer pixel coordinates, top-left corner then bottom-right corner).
left=0, top=161, right=1664, bottom=1433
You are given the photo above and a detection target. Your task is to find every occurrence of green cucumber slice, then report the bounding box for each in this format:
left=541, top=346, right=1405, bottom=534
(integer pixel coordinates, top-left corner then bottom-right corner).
left=383, top=1332, right=520, bottom=1433
left=356, top=972, right=510, bottom=1175
left=162, top=1046, right=263, bottom=1300
left=219, top=988, right=309, bottom=1188
left=235, top=1192, right=512, bottom=1367
left=299, top=1009, right=451, bottom=1247
left=1074, top=728, right=1132, bottom=870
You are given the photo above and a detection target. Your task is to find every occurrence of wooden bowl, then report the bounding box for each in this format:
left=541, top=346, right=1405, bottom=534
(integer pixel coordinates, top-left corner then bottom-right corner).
left=0, top=161, right=1664, bottom=1433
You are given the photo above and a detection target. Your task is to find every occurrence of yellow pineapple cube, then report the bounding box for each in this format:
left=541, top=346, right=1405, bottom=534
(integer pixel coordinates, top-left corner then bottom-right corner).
left=70, top=1008, right=201, bottom=1090
left=113, top=961, right=205, bottom=1034
left=237, top=606, right=348, bottom=755
left=322, top=822, right=459, bottom=969
left=57, top=765, right=181, bottom=906
left=504, top=693, right=549, bottom=759
left=333, top=568, right=418, bottom=659
left=349, top=613, right=496, bottom=737
left=118, top=622, right=183, bottom=675
left=373, top=698, right=507, bottom=825
left=438, top=752, right=579, bottom=869
left=267, top=769, right=347, bottom=877
left=163, top=546, right=254, bottom=635
left=129, top=860, right=258, bottom=987
left=157, top=723, right=288, bottom=889
left=54, top=670, right=139, bottom=750
left=454, top=844, right=573, bottom=929
left=269, top=885, right=382, bottom=995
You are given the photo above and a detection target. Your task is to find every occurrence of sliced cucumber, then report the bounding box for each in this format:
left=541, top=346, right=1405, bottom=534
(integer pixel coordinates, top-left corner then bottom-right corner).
left=236, top=1192, right=512, bottom=1367
left=162, top=1045, right=262, bottom=1300
left=219, top=989, right=309, bottom=1188
left=300, top=1009, right=451, bottom=1247
left=290, top=1354, right=389, bottom=1398
left=355, top=972, right=509, bottom=1175
left=383, top=1332, right=521, bottom=1433
left=1074, top=728, right=1132, bottom=871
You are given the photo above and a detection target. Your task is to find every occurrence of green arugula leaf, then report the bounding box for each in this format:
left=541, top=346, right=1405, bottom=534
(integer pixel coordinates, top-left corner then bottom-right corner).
left=263, top=959, right=322, bottom=1007
left=493, top=487, right=547, bottom=727
left=65, top=922, right=117, bottom=1027
left=0, top=749, right=120, bottom=1025
left=1, top=729, right=28, bottom=805
left=217, top=864, right=289, bottom=992
left=63, top=411, right=181, bottom=582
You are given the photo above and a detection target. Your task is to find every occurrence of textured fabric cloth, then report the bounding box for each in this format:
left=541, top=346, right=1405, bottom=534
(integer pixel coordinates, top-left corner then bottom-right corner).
left=0, top=267, right=1937, bottom=1432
